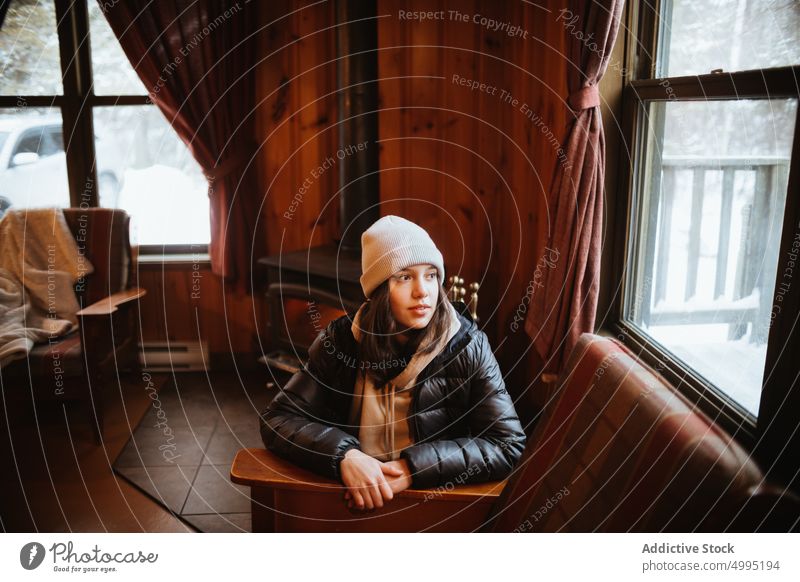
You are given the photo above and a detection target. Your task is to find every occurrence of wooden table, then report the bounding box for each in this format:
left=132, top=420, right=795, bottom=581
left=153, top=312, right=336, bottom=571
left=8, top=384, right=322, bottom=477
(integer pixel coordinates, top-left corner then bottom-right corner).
left=230, top=448, right=506, bottom=532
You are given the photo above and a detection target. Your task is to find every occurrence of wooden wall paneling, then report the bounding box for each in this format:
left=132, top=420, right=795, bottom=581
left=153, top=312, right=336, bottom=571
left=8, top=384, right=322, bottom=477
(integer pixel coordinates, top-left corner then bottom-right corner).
left=253, top=2, right=299, bottom=359
left=471, top=1, right=507, bottom=345
left=527, top=0, right=568, bottom=405
left=254, top=2, right=339, bottom=358
left=507, top=3, right=549, bottom=333
left=138, top=264, right=255, bottom=366
left=216, top=275, right=261, bottom=359
left=440, top=0, right=480, bottom=302
left=320, top=1, right=339, bottom=241
left=403, top=0, right=444, bottom=240
left=499, top=0, right=569, bottom=420
left=377, top=0, right=409, bottom=213
left=138, top=268, right=168, bottom=343
left=498, top=0, right=547, bottom=416
left=505, top=0, right=531, bottom=335
left=138, top=267, right=196, bottom=348
left=537, top=1, right=570, bottom=214
left=293, top=2, right=338, bottom=247
left=143, top=268, right=198, bottom=345
left=285, top=6, right=307, bottom=251
left=432, top=8, right=448, bottom=268
left=259, top=2, right=299, bottom=256
left=257, top=1, right=337, bottom=255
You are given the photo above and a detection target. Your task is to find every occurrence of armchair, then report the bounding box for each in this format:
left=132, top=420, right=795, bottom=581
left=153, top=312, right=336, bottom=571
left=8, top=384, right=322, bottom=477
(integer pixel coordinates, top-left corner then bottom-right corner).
left=2, top=208, right=145, bottom=444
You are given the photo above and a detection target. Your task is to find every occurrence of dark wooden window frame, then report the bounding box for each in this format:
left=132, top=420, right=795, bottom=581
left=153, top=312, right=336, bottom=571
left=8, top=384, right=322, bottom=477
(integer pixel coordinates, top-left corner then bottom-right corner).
left=0, top=0, right=208, bottom=255
left=612, top=0, right=800, bottom=488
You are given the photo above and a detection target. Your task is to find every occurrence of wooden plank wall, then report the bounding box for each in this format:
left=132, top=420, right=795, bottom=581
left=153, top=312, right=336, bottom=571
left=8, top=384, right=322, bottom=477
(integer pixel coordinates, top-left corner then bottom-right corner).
left=258, top=0, right=340, bottom=252
left=137, top=263, right=257, bottom=368
left=373, top=0, right=568, bottom=418
left=142, top=0, right=569, bottom=418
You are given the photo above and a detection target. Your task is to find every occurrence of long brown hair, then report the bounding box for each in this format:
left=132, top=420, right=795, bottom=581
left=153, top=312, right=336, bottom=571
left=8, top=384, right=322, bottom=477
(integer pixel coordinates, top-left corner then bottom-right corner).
left=356, top=276, right=450, bottom=386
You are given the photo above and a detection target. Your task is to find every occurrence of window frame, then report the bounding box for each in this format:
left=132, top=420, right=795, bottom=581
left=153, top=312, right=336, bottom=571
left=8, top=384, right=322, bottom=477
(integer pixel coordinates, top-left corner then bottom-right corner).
left=612, top=0, right=800, bottom=486
left=0, top=0, right=209, bottom=254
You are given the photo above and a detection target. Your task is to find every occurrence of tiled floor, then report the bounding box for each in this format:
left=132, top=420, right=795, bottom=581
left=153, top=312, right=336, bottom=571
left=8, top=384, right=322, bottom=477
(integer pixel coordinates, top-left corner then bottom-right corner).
left=0, top=370, right=271, bottom=533
left=113, top=373, right=272, bottom=532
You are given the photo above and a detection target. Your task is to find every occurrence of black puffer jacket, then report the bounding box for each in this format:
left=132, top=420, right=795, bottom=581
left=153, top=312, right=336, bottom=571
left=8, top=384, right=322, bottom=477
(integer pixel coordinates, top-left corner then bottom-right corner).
left=259, top=302, right=526, bottom=489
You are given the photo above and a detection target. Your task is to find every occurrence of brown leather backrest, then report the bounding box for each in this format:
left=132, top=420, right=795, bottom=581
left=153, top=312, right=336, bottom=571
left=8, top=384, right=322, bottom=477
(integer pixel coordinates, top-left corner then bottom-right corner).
left=61, top=208, right=132, bottom=305
left=488, top=333, right=770, bottom=532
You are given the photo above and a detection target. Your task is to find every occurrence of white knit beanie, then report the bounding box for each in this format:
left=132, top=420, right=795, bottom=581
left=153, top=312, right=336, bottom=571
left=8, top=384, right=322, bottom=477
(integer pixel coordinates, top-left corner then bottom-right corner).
left=360, top=215, right=445, bottom=299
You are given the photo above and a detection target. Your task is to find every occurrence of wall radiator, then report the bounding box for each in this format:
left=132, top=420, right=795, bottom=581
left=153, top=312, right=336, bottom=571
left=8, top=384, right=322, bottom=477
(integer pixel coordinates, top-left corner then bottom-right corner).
left=139, top=341, right=209, bottom=372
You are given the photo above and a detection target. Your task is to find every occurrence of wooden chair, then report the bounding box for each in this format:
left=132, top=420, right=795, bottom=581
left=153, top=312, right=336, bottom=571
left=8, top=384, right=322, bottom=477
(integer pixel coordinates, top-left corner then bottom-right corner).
left=3, top=208, right=146, bottom=444
left=231, top=448, right=505, bottom=532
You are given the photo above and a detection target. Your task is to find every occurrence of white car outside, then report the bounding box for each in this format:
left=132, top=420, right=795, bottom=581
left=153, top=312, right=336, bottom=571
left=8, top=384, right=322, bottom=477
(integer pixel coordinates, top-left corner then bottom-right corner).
left=0, top=115, right=123, bottom=217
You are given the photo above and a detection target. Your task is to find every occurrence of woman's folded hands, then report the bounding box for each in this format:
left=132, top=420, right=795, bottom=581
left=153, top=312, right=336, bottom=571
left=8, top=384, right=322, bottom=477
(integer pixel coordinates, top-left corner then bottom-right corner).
left=340, top=449, right=413, bottom=511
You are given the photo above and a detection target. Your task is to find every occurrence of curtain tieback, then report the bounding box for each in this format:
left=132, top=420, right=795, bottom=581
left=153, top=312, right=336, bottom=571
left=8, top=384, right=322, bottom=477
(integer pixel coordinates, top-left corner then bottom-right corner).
left=568, top=85, right=600, bottom=110
left=204, top=141, right=258, bottom=181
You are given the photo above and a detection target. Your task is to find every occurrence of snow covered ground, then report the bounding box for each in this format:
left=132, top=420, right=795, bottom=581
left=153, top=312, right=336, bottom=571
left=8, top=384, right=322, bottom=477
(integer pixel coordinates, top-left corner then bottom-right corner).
left=116, top=165, right=210, bottom=246
left=644, top=322, right=764, bottom=416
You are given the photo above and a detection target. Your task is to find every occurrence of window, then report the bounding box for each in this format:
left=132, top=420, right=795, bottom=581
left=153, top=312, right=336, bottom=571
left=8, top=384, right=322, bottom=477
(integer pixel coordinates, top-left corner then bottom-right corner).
left=92, top=105, right=210, bottom=244
left=617, top=0, right=800, bottom=480
left=0, top=0, right=209, bottom=245
left=0, top=0, right=63, bottom=95
left=658, top=0, right=800, bottom=77
left=628, top=99, right=796, bottom=417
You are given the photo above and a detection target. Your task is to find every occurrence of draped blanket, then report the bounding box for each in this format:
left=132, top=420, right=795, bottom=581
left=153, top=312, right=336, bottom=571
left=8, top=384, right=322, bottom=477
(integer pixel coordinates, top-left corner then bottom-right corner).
left=0, top=209, right=93, bottom=367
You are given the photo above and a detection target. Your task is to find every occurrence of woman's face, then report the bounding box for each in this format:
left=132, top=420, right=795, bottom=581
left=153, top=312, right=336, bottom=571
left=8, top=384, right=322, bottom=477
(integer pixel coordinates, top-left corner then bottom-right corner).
left=387, top=263, right=439, bottom=334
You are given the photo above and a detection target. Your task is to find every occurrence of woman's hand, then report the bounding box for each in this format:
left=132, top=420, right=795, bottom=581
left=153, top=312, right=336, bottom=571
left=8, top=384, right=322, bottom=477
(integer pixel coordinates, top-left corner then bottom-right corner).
left=381, top=459, right=413, bottom=494
left=342, top=457, right=413, bottom=510
left=339, top=449, right=403, bottom=510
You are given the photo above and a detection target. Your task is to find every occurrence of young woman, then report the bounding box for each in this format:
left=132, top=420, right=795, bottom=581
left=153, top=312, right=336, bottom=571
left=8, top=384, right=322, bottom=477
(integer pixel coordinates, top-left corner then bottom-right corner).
left=260, top=215, right=526, bottom=511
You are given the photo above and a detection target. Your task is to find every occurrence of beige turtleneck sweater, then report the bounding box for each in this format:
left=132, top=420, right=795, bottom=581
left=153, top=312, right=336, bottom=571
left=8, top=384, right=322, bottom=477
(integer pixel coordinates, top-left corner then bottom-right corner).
left=347, top=301, right=462, bottom=461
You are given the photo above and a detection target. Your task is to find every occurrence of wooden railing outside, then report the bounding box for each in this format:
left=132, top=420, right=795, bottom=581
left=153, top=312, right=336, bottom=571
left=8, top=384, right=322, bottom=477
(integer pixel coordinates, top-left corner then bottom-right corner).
left=639, top=156, right=790, bottom=345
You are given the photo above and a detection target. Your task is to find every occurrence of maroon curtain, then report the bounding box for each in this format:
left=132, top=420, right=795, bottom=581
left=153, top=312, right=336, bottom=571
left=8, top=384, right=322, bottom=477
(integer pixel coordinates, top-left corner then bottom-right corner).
left=99, top=0, right=263, bottom=291
left=524, top=0, right=624, bottom=373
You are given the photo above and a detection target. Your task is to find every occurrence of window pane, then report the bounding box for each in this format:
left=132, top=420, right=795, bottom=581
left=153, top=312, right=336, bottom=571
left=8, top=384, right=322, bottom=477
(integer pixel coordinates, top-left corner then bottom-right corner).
left=88, top=1, right=147, bottom=95
left=93, top=106, right=210, bottom=245
left=627, top=99, right=798, bottom=416
left=660, top=0, right=800, bottom=76
left=0, top=0, right=63, bottom=95
left=0, top=107, right=70, bottom=214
